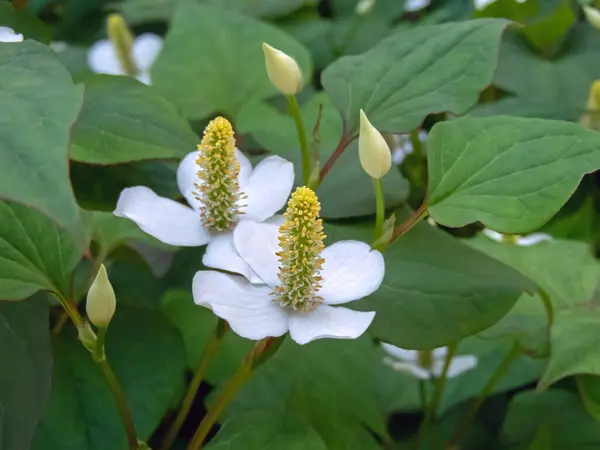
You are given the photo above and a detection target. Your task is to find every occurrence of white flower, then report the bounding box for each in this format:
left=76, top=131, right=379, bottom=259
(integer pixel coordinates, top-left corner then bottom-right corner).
left=0, top=27, right=23, bottom=43
left=482, top=229, right=552, bottom=246
left=192, top=187, right=384, bottom=345
left=391, top=130, right=427, bottom=166
left=114, top=149, right=294, bottom=279
left=405, top=0, right=431, bottom=12
left=87, top=33, right=162, bottom=85
left=382, top=343, right=477, bottom=380
left=474, top=0, right=526, bottom=11
left=50, top=41, right=68, bottom=53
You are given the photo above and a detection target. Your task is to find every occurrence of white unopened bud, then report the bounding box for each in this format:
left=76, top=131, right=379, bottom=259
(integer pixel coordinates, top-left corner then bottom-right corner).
left=584, top=6, right=600, bottom=30
left=355, top=0, right=376, bottom=15
left=262, top=42, right=303, bottom=96
left=358, top=110, right=391, bottom=179
left=86, top=264, right=116, bottom=328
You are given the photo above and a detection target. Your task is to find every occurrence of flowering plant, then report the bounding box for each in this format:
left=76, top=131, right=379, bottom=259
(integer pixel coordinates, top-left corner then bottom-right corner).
left=2, top=0, right=600, bottom=449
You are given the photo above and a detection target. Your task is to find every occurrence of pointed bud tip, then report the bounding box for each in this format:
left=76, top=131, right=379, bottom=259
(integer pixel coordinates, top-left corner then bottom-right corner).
left=358, top=110, right=391, bottom=179
left=86, top=264, right=116, bottom=328
left=262, top=42, right=303, bottom=96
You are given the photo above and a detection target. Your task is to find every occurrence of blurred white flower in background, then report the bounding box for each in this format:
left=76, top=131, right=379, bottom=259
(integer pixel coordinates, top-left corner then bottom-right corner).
left=50, top=41, right=68, bottom=52
left=355, top=0, right=377, bottom=16
left=382, top=343, right=477, bottom=380
left=474, top=0, right=526, bottom=10
left=0, top=27, right=23, bottom=43
left=482, top=229, right=552, bottom=246
left=88, top=33, right=162, bottom=84
left=390, top=130, right=427, bottom=165
left=405, top=0, right=431, bottom=12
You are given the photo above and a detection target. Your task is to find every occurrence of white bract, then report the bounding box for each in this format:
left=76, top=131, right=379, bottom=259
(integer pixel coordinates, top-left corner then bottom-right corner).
left=88, top=33, right=163, bottom=85
left=192, top=188, right=384, bottom=345
left=405, top=0, right=431, bottom=12
left=114, top=145, right=294, bottom=280
left=482, top=229, right=552, bottom=246
left=474, top=0, right=526, bottom=10
left=0, top=27, right=23, bottom=43
left=382, top=343, right=477, bottom=380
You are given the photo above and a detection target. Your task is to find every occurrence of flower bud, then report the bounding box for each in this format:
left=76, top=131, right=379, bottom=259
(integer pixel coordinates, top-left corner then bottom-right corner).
left=358, top=110, right=391, bottom=179
left=584, top=6, right=600, bottom=31
left=262, top=42, right=303, bottom=96
left=107, top=13, right=138, bottom=77
left=86, top=264, right=116, bottom=328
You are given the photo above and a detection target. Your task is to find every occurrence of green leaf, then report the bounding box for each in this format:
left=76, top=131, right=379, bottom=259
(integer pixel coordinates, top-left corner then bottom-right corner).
left=0, top=202, right=85, bottom=301
left=520, top=0, right=575, bottom=55
left=0, top=297, right=52, bottom=450
left=206, top=411, right=327, bottom=450
left=70, top=75, right=198, bottom=164
left=577, top=375, right=600, bottom=425
left=428, top=116, right=600, bottom=233
left=0, top=40, right=84, bottom=233
left=468, top=236, right=599, bottom=357
left=476, top=26, right=600, bottom=120
left=343, top=220, right=535, bottom=349
left=500, top=390, right=600, bottom=449
left=152, top=3, right=312, bottom=120
left=32, top=308, right=187, bottom=450
left=225, top=336, right=389, bottom=439
left=321, top=19, right=508, bottom=137
left=236, top=95, right=409, bottom=218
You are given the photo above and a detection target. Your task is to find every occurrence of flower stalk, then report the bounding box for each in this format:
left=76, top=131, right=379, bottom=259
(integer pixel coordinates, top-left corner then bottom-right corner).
left=160, top=319, right=228, bottom=450
left=286, top=95, right=311, bottom=185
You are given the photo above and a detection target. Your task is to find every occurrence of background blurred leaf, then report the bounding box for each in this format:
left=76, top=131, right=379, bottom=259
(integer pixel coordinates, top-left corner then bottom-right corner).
left=32, top=309, right=187, bottom=450
left=71, top=75, right=198, bottom=164
left=0, top=40, right=84, bottom=234
left=499, top=390, right=600, bottom=449
left=152, top=3, right=312, bottom=120
left=428, top=116, right=600, bottom=233
left=0, top=297, right=52, bottom=450
left=322, top=19, right=509, bottom=136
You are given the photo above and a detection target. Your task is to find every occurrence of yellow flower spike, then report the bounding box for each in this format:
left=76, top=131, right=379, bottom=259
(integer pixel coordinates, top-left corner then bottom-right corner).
left=273, top=186, right=326, bottom=312
left=107, top=14, right=138, bottom=77
left=358, top=110, right=392, bottom=179
left=86, top=264, right=116, bottom=328
left=587, top=80, right=600, bottom=111
left=195, top=117, right=245, bottom=232
left=262, top=42, right=304, bottom=96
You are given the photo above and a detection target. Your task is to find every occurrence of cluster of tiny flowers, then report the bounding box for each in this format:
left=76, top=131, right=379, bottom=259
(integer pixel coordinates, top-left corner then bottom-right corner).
left=273, top=187, right=326, bottom=312
left=194, top=117, right=245, bottom=232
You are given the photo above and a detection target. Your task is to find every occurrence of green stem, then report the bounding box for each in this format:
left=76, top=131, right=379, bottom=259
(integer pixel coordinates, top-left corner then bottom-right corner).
left=409, top=130, right=423, bottom=158
left=160, top=320, right=227, bottom=450
left=99, top=358, right=139, bottom=450
left=287, top=95, right=310, bottom=185
left=373, top=177, right=385, bottom=242
left=446, top=343, right=520, bottom=449
left=52, top=292, right=85, bottom=330
left=391, top=199, right=429, bottom=242
left=417, top=343, right=457, bottom=447
left=418, top=379, right=428, bottom=411
left=187, top=338, right=277, bottom=450
left=538, top=288, right=554, bottom=328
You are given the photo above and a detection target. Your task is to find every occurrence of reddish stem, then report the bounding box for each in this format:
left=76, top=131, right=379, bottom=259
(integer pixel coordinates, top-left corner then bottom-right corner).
left=390, top=199, right=429, bottom=241
left=320, top=135, right=352, bottom=182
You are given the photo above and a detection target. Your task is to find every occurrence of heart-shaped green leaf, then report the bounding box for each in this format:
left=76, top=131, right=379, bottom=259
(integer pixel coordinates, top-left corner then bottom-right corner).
left=428, top=116, right=600, bottom=233
left=322, top=19, right=509, bottom=137
left=70, top=75, right=198, bottom=165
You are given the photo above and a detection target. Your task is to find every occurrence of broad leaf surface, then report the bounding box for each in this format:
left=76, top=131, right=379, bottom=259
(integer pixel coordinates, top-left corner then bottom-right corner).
left=152, top=3, right=312, bottom=120
left=71, top=75, right=198, bottom=164
left=428, top=116, right=600, bottom=233
left=0, top=202, right=85, bottom=301
left=0, top=298, right=51, bottom=450
left=32, top=309, right=186, bottom=450
left=322, top=19, right=508, bottom=136
left=0, top=40, right=84, bottom=233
